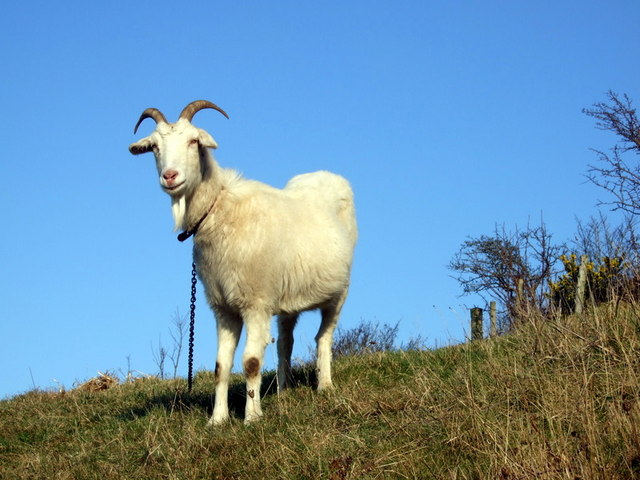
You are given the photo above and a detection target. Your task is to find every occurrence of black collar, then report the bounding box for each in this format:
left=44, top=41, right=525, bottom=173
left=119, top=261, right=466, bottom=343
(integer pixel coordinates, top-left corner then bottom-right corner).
left=177, top=198, right=218, bottom=242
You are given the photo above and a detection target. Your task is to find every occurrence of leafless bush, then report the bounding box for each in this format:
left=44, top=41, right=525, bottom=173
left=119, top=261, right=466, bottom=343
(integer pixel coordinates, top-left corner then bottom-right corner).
left=330, top=320, right=426, bottom=359
left=449, top=220, right=565, bottom=327
left=152, top=309, right=188, bottom=379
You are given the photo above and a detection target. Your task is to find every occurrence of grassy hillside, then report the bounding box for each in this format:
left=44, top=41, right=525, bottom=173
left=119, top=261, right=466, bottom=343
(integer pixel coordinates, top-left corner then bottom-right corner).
left=1, top=304, right=639, bottom=479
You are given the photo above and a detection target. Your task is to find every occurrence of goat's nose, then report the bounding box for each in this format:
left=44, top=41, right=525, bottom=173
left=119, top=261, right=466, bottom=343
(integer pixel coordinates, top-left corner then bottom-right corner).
left=163, top=170, right=179, bottom=182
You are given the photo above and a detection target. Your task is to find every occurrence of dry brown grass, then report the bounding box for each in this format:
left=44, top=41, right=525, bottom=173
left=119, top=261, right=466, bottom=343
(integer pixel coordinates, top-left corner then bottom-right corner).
left=75, top=371, right=120, bottom=392
left=1, top=303, right=639, bottom=478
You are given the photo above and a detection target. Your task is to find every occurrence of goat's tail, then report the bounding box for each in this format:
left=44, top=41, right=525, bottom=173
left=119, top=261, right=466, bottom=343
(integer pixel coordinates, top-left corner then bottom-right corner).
left=338, top=183, right=358, bottom=249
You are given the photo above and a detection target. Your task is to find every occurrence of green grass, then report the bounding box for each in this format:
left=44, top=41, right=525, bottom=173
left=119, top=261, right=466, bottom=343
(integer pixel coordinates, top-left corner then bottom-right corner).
left=2, top=304, right=640, bottom=479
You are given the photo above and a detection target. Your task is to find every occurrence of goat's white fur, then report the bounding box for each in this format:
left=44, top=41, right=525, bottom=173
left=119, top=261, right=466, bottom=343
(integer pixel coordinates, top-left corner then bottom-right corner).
left=129, top=103, right=357, bottom=425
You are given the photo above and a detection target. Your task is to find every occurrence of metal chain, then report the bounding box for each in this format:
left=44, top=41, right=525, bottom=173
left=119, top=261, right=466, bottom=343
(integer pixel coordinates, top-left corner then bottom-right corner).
left=187, top=261, right=197, bottom=392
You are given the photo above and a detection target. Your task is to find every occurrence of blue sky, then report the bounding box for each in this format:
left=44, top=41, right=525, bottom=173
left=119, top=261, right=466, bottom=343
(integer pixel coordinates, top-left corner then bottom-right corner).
left=1, top=1, right=638, bottom=398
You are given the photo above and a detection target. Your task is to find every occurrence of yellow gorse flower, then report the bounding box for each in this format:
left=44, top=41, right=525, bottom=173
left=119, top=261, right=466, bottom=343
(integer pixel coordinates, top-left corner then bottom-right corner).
left=549, top=253, right=625, bottom=313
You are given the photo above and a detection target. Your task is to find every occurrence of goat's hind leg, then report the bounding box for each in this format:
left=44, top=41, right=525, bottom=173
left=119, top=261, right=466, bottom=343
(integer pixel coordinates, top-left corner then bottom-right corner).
left=277, top=313, right=299, bottom=391
left=316, top=289, right=348, bottom=391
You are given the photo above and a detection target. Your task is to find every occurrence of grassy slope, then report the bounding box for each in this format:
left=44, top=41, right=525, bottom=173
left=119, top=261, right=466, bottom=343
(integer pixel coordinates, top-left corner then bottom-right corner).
left=1, top=304, right=640, bottom=479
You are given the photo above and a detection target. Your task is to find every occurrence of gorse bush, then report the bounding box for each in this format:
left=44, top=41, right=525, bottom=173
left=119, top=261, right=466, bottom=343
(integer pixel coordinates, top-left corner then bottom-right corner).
left=550, top=253, right=625, bottom=314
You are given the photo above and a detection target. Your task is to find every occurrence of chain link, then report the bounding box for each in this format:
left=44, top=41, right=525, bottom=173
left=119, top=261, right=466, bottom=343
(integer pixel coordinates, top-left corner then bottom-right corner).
left=188, top=262, right=197, bottom=392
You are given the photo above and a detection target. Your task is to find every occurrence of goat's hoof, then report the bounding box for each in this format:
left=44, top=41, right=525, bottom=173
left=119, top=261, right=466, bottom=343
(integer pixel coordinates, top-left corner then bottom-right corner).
left=317, top=381, right=334, bottom=392
left=243, top=413, right=263, bottom=425
left=207, top=415, right=230, bottom=428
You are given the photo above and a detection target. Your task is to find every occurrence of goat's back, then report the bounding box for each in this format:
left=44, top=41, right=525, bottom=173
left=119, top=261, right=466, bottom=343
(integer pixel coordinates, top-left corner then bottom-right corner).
left=284, top=170, right=357, bottom=246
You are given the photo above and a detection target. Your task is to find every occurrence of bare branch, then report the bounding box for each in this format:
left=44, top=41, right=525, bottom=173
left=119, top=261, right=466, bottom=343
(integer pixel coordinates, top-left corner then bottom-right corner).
left=585, top=91, right=640, bottom=215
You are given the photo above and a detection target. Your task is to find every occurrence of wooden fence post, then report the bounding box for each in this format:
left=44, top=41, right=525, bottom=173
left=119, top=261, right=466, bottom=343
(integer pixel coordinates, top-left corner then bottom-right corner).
left=516, top=277, right=526, bottom=319
left=470, top=307, right=483, bottom=341
left=489, top=301, right=497, bottom=337
left=574, top=254, right=588, bottom=315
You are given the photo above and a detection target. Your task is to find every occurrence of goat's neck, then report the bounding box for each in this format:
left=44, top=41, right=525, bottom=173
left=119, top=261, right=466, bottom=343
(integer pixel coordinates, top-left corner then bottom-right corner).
left=183, top=159, right=223, bottom=233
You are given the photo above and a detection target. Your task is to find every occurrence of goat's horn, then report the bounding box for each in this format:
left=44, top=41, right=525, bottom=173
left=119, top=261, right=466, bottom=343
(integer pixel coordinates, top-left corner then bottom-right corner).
left=133, top=108, right=168, bottom=134
left=179, top=100, right=229, bottom=122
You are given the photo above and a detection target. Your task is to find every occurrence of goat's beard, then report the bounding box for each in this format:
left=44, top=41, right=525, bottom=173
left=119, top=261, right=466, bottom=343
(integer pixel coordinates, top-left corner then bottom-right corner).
left=171, top=195, right=187, bottom=231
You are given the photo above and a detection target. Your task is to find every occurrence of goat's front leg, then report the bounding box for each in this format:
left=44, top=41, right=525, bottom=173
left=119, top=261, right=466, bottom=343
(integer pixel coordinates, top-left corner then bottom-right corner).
left=208, top=309, right=242, bottom=427
left=242, top=310, right=272, bottom=424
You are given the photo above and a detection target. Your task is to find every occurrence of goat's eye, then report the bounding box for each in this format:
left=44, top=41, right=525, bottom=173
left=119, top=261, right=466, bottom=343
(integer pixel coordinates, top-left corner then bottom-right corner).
left=189, top=139, right=199, bottom=146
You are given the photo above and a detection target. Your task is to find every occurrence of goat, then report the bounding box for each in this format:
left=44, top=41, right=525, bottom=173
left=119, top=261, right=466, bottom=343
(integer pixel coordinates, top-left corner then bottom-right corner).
left=129, top=100, right=357, bottom=425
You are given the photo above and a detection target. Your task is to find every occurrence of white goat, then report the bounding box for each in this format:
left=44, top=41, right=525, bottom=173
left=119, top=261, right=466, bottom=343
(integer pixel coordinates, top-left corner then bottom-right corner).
left=129, top=100, right=357, bottom=425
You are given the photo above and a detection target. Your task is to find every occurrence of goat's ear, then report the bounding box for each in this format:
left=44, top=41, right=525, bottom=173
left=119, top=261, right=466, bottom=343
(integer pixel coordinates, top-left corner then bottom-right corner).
left=197, top=128, right=218, bottom=149
left=129, top=138, right=154, bottom=155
